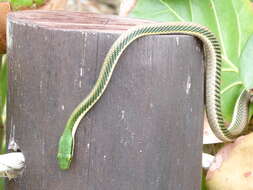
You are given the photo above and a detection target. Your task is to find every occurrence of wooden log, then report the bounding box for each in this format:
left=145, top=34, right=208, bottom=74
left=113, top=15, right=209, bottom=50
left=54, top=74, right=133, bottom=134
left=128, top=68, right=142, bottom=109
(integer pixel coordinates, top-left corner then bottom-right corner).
left=7, top=11, right=204, bottom=190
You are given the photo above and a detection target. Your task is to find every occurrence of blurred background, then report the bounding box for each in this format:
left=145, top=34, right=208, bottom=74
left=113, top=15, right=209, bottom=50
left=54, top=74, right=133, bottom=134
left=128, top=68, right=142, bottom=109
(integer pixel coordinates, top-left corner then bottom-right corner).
left=66, top=0, right=121, bottom=14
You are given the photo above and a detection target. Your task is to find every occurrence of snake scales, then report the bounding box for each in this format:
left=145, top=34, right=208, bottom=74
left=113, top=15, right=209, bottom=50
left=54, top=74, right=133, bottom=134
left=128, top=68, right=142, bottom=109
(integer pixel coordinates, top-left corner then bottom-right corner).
left=57, top=23, right=252, bottom=170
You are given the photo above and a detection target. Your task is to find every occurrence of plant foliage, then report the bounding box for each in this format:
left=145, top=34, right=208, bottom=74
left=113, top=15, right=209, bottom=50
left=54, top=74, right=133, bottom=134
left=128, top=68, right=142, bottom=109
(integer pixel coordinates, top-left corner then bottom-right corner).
left=0, top=55, right=7, bottom=189
left=0, top=0, right=45, bottom=10
left=0, top=55, right=7, bottom=127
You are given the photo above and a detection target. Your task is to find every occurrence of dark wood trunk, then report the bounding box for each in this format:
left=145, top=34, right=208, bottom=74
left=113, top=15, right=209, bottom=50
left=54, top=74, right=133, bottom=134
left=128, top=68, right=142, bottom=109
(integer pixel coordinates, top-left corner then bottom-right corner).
left=7, top=11, right=204, bottom=190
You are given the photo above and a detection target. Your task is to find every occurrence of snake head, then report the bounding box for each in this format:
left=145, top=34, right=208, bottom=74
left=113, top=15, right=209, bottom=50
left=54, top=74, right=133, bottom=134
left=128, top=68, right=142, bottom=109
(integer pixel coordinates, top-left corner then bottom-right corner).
left=57, top=133, right=73, bottom=170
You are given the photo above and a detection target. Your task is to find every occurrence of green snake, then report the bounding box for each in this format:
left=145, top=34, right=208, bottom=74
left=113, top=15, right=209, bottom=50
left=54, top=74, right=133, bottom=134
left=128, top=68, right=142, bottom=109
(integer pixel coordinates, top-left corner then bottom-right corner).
left=57, top=23, right=253, bottom=170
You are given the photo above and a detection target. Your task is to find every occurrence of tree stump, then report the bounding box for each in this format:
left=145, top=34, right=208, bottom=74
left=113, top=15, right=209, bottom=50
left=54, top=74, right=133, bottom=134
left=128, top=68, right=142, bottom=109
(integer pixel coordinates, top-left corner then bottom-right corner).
left=7, top=11, right=204, bottom=190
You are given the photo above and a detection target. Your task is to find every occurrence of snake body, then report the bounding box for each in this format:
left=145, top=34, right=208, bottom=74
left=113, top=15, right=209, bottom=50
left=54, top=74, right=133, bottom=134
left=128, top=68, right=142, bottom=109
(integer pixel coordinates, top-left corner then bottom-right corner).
left=57, top=23, right=252, bottom=170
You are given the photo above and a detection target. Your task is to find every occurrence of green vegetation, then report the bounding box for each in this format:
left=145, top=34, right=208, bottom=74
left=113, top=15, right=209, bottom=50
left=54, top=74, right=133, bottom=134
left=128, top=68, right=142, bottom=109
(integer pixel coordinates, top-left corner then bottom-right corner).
left=0, top=55, right=7, bottom=189
left=0, top=0, right=45, bottom=10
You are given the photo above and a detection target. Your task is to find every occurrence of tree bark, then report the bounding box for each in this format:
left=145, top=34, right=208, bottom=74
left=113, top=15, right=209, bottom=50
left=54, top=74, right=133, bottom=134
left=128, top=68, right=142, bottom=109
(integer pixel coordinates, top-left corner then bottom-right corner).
left=7, top=11, right=204, bottom=190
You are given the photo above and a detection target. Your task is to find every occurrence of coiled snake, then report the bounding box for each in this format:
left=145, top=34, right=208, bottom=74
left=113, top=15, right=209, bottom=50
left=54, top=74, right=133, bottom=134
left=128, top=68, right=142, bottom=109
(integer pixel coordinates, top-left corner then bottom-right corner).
left=57, top=23, right=253, bottom=170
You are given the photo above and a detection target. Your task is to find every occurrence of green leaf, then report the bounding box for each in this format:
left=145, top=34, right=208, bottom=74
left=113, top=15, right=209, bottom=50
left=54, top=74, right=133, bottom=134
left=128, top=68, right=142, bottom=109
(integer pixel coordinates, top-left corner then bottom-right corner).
left=0, top=0, right=46, bottom=10
left=201, top=173, right=208, bottom=190
left=240, top=35, right=253, bottom=121
left=11, top=0, right=33, bottom=9
left=130, top=0, right=253, bottom=122
left=0, top=55, right=7, bottom=127
left=240, top=35, right=253, bottom=89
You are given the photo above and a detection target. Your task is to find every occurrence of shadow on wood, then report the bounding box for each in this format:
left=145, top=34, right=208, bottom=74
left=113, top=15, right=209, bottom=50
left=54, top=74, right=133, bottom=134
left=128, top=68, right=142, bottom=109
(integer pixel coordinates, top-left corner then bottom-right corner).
left=7, top=11, right=204, bottom=190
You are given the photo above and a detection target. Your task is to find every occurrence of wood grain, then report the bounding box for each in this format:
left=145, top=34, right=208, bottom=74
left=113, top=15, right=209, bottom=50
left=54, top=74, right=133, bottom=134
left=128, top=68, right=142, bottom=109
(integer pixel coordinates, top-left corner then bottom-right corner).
left=7, top=11, right=204, bottom=190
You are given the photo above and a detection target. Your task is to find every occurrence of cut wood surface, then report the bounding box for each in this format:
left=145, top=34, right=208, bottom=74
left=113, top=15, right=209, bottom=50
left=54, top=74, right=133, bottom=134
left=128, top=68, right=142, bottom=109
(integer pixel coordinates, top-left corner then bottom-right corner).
left=7, top=11, right=204, bottom=190
left=8, top=10, right=152, bottom=31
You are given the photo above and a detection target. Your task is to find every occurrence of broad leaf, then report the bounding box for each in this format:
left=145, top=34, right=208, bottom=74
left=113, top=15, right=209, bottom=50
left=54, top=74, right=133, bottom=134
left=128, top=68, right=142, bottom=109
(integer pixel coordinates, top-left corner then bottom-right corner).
left=240, top=35, right=253, bottom=89
left=130, top=0, right=253, bottom=122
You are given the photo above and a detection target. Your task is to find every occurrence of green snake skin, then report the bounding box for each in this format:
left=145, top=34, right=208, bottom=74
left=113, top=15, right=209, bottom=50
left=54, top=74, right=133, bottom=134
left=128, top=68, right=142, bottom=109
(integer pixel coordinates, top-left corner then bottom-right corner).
left=57, top=23, right=252, bottom=170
